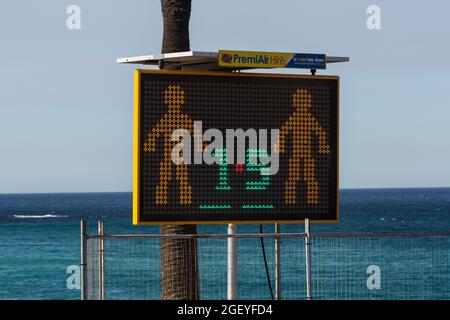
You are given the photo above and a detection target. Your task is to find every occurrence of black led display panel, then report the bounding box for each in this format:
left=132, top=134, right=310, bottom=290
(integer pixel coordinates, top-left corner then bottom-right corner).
left=133, top=70, right=339, bottom=224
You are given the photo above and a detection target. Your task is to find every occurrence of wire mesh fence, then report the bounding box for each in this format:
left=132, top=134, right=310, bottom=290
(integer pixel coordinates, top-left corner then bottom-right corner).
left=84, top=233, right=305, bottom=300
left=311, top=232, right=450, bottom=300
left=81, top=223, right=450, bottom=300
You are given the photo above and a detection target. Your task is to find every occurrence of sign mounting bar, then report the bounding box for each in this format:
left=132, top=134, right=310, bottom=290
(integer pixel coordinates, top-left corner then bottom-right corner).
left=117, top=51, right=349, bottom=71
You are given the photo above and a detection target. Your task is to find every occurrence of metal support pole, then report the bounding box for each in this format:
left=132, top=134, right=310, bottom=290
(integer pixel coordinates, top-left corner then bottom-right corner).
left=80, top=220, right=88, bottom=300
left=275, top=223, right=281, bottom=300
left=305, top=218, right=312, bottom=300
left=98, top=220, right=105, bottom=300
left=227, top=224, right=237, bottom=300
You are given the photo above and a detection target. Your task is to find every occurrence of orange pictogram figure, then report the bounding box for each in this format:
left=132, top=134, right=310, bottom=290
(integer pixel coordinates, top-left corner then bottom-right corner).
left=277, top=89, right=330, bottom=205
left=144, top=85, right=197, bottom=205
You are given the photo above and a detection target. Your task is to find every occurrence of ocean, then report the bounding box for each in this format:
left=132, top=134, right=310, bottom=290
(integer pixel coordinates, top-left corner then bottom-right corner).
left=0, top=188, right=449, bottom=300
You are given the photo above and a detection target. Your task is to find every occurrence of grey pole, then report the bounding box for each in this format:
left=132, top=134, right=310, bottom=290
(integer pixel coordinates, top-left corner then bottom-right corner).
left=275, top=223, right=281, bottom=300
left=98, top=220, right=105, bottom=300
left=305, top=218, right=312, bottom=300
left=227, top=224, right=237, bottom=300
left=80, top=220, right=88, bottom=300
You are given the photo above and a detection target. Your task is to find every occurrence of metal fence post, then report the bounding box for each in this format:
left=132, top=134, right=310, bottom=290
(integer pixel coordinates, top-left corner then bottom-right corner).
left=305, top=219, right=312, bottom=300
left=98, top=220, right=105, bottom=300
left=80, top=220, right=88, bottom=300
left=227, top=224, right=237, bottom=300
left=275, top=223, right=281, bottom=300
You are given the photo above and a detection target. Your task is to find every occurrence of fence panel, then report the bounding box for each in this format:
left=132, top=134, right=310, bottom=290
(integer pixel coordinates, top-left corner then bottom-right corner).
left=311, top=233, right=450, bottom=300
left=82, top=227, right=450, bottom=300
left=85, top=237, right=100, bottom=300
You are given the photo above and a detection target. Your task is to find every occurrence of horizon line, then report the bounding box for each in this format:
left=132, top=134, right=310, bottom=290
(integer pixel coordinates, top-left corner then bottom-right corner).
left=1, top=186, right=450, bottom=195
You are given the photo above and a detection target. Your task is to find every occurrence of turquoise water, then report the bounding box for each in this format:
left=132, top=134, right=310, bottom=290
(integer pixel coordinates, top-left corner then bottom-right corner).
left=0, top=188, right=449, bottom=300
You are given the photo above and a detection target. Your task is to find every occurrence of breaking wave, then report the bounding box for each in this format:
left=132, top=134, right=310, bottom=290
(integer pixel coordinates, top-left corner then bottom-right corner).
left=12, top=214, right=69, bottom=219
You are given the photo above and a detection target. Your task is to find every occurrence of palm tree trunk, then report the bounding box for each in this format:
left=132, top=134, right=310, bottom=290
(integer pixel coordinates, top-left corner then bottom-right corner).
left=159, top=0, right=199, bottom=300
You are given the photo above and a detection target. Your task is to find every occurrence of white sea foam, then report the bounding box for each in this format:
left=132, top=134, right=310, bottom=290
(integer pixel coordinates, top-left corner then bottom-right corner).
left=12, top=214, right=69, bottom=219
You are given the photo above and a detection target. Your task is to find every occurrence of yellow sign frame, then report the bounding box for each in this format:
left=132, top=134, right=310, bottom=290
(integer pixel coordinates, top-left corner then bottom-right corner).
left=133, top=69, right=339, bottom=225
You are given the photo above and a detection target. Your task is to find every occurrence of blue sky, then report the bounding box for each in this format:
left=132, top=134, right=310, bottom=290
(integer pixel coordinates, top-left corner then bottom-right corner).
left=0, top=0, right=449, bottom=193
